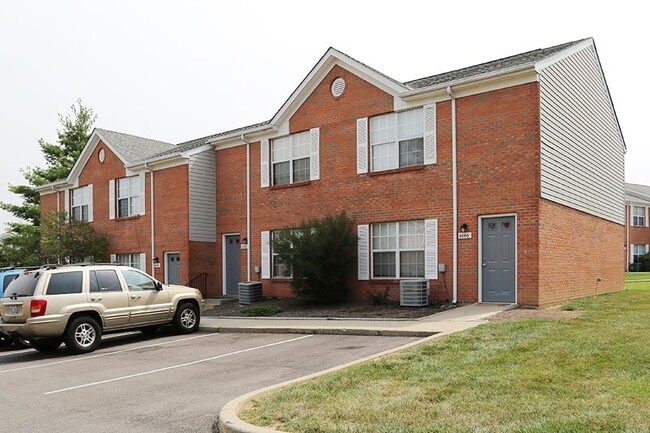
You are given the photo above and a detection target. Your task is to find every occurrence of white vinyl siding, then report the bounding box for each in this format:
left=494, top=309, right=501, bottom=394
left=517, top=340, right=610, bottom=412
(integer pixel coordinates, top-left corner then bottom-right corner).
left=539, top=43, right=625, bottom=224
left=116, top=176, right=142, bottom=218
left=189, top=150, right=217, bottom=242
left=271, top=130, right=318, bottom=185
left=632, top=206, right=645, bottom=227
left=71, top=185, right=92, bottom=222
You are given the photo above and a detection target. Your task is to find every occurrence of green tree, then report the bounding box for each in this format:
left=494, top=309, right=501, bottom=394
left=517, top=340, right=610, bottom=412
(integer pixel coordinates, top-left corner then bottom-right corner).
left=0, top=100, right=96, bottom=266
left=40, top=211, right=108, bottom=264
left=272, top=212, right=357, bottom=304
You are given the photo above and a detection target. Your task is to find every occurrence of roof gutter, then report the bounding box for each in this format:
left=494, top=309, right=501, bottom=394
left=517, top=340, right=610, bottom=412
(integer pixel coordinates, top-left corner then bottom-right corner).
left=206, top=124, right=274, bottom=146
left=126, top=153, right=186, bottom=170
left=400, top=63, right=536, bottom=100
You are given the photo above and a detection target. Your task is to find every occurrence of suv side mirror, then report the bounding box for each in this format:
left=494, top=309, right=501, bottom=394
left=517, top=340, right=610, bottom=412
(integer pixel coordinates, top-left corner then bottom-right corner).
left=156, top=281, right=163, bottom=291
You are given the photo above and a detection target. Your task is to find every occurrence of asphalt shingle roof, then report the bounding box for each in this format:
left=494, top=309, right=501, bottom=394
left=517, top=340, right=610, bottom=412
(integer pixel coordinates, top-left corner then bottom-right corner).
left=95, top=128, right=174, bottom=164
left=626, top=183, right=650, bottom=203
left=404, top=39, right=585, bottom=89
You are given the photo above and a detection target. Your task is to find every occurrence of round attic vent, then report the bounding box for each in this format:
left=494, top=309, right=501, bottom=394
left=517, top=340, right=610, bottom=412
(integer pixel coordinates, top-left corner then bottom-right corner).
left=331, top=77, right=346, bottom=98
left=98, top=148, right=106, bottom=163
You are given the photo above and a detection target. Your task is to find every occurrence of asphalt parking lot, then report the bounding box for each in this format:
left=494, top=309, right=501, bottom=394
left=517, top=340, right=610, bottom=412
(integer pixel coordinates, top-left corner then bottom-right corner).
left=0, top=329, right=418, bottom=433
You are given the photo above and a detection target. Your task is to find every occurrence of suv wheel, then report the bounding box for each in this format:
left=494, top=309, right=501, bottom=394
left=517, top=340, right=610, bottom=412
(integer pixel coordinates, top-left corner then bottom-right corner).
left=173, top=303, right=199, bottom=334
left=32, top=338, right=62, bottom=352
left=65, top=316, right=102, bottom=354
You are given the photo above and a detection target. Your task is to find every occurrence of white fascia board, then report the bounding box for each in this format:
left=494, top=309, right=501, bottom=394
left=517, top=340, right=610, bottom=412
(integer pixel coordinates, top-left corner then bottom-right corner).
left=399, top=64, right=537, bottom=101
left=534, top=38, right=594, bottom=72
left=66, top=131, right=129, bottom=186
left=35, top=179, right=71, bottom=195
left=205, top=124, right=274, bottom=146
left=126, top=155, right=188, bottom=173
left=270, top=48, right=408, bottom=126
left=180, top=144, right=214, bottom=158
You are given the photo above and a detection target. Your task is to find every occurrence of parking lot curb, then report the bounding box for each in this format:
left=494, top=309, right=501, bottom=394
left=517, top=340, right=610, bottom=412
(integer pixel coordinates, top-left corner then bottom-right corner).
left=216, top=331, right=452, bottom=433
left=200, top=325, right=436, bottom=338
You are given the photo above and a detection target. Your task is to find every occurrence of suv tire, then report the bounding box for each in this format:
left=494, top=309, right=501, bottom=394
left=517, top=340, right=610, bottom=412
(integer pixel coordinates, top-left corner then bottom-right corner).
left=65, top=316, right=102, bottom=354
left=173, top=302, right=199, bottom=334
left=32, top=338, right=62, bottom=352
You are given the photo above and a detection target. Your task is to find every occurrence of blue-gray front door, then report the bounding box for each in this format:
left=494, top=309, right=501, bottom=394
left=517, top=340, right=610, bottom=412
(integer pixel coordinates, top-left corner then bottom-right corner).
left=166, top=253, right=181, bottom=285
left=481, top=216, right=516, bottom=303
left=225, top=235, right=240, bottom=295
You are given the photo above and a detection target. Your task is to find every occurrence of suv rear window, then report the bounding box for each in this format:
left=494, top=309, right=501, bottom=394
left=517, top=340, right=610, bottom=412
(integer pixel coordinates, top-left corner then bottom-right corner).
left=3, top=272, right=41, bottom=297
left=3, top=274, right=18, bottom=291
left=47, top=272, right=83, bottom=295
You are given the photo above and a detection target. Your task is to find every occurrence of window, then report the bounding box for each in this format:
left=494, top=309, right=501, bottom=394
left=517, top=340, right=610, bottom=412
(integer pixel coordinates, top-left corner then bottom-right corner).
left=121, top=269, right=157, bottom=291
left=71, top=186, right=91, bottom=221
left=115, top=253, right=141, bottom=270
left=371, top=220, right=425, bottom=278
left=633, top=245, right=647, bottom=264
left=89, top=270, right=123, bottom=293
left=632, top=206, right=645, bottom=227
left=370, top=108, right=423, bottom=172
left=3, top=274, right=18, bottom=291
left=272, top=230, right=292, bottom=278
left=46, top=271, right=83, bottom=295
left=3, top=273, right=40, bottom=298
left=117, top=176, right=141, bottom=217
left=272, top=131, right=310, bottom=185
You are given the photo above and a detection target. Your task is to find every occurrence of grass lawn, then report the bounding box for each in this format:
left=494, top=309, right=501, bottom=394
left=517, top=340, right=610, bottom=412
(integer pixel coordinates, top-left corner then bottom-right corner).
left=624, top=272, right=650, bottom=281
left=240, top=284, right=650, bottom=433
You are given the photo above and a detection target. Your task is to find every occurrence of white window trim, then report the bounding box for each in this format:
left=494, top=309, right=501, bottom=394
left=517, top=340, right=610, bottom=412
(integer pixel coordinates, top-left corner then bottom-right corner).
left=115, top=253, right=145, bottom=272
left=369, top=108, right=424, bottom=173
left=271, top=229, right=295, bottom=279
left=116, top=175, right=142, bottom=218
left=70, top=185, right=92, bottom=222
left=632, top=205, right=646, bottom=227
left=370, top=220, right=426, bottom=279
left=271, top=131, right=311, bottom=186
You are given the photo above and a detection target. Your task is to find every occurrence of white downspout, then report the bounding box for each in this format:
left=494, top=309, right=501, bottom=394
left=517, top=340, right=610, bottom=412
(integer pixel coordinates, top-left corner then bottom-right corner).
left=145, top=163, right=155, bottom=277
left=626, top=205, right=630, bottom=269
left=53, top=186, right=59, bottom=213
left=241, top=134, right=251, bottom=281
left=447, top=86, right=458, bottom=304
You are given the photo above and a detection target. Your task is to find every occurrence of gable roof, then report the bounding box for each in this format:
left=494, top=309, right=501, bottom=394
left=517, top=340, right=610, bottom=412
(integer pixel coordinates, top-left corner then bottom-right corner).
left=94, top=128, right=174, bottom=164
left=626, top=183, right=650, bottom=204
left=405, top=40, right=584, bottom=89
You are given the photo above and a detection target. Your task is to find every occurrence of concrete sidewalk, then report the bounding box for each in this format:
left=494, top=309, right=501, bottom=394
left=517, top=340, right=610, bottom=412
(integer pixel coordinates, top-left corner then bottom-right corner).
left=200, top=303, right=513, bottom=337
left=208, top=303, right=514, bottom=433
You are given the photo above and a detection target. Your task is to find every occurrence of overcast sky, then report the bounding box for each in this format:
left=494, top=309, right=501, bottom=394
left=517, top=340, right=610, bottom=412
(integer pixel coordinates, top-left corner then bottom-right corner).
left=1, top=1, right=646, bottom=229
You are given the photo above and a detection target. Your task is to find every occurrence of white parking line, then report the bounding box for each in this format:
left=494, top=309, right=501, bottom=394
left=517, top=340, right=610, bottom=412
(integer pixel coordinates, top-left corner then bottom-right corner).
left=44, top=335, right=313, bottom=395
left=0, top=333, right=218, bottom=374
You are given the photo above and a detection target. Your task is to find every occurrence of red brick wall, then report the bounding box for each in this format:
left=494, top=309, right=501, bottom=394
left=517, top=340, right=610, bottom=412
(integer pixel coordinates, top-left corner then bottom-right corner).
left=189, top=241, right=218, bottom=295
left=215, top=67, right=543, bottom=303
left=539, top=199, right=624, bottom=306
left=455, top=83, right=542, bottom=305
left=626, top=205, right=650, bottom=267
left=39, top=191, right=60, bottom=216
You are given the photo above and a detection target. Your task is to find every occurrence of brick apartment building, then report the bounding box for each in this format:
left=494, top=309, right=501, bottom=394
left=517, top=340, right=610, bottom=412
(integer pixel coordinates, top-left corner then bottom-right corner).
left=625, top=183, right=650, bottom=270
left=38, top=37, right=625, bottom=307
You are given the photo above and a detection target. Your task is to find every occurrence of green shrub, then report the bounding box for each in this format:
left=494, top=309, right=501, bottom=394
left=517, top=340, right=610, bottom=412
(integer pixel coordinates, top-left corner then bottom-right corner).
left=272, top=212, right=357, bottom=304
left=639, top=252, right=650, bottom=271
left=241, top=305, right=283, bottom=317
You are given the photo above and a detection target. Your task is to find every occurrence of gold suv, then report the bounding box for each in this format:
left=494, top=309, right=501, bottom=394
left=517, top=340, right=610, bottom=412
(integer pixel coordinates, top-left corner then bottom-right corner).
left=0, top=264, right=204, bottom=354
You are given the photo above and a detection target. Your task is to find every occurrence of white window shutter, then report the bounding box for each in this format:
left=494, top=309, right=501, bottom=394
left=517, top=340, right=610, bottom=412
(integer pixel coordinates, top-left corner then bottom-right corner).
left=64, top=189, right=70, bottom=220
left=309, top=128, right=320, bottom=181
left=139, top=253, right=147, bottom=273
left=357, top=225, right=369, bottom=280
left=260, top=139, right=270, bottom=188
left=424, top=219, right=438, bottom=280
left=108, top=180, right=115, bottom=220
left=356, top=118, right=368, bottom=174
left=423, top=104, right=437, bottom=165
left=87, top=184, right=94, bottom=222
left=261, top=231, right=270, bottom=279
left=110, top=254, right=117, bottom=264
left=139, top=173, right=146, bottom=216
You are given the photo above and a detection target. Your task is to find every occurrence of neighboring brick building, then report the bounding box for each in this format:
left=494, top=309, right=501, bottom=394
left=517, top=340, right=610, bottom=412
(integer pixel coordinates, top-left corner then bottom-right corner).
left=38, top=37, right=625, bottom=307
left=625, top=183, right=650, bottom=271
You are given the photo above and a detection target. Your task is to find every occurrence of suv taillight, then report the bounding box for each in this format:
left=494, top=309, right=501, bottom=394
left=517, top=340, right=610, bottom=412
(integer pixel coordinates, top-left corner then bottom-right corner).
left=30, top=300, right=47, bottom=317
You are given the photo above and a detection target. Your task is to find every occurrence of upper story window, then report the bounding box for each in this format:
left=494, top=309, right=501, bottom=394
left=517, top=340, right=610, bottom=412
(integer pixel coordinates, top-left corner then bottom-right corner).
left=632, top=206, right=645, bottom=227
left=117, top=176, right=141, bottom=218
left=371, top=220, right=425, bottom=278
left=71, top=186, right=91, bottom=221
left=272, top=131, right=310, bottom=185
left=370, top=108, right=423, bottom=172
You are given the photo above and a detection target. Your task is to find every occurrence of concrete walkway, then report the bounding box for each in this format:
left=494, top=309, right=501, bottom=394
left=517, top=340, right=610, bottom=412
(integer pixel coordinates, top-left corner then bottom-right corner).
left=207, top=303, right=513, bottom=433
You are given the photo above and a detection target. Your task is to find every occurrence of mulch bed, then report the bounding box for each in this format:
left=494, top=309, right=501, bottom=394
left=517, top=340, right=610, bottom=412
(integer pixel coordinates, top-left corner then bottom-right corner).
left=203, top=298, right=447, bottom=319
